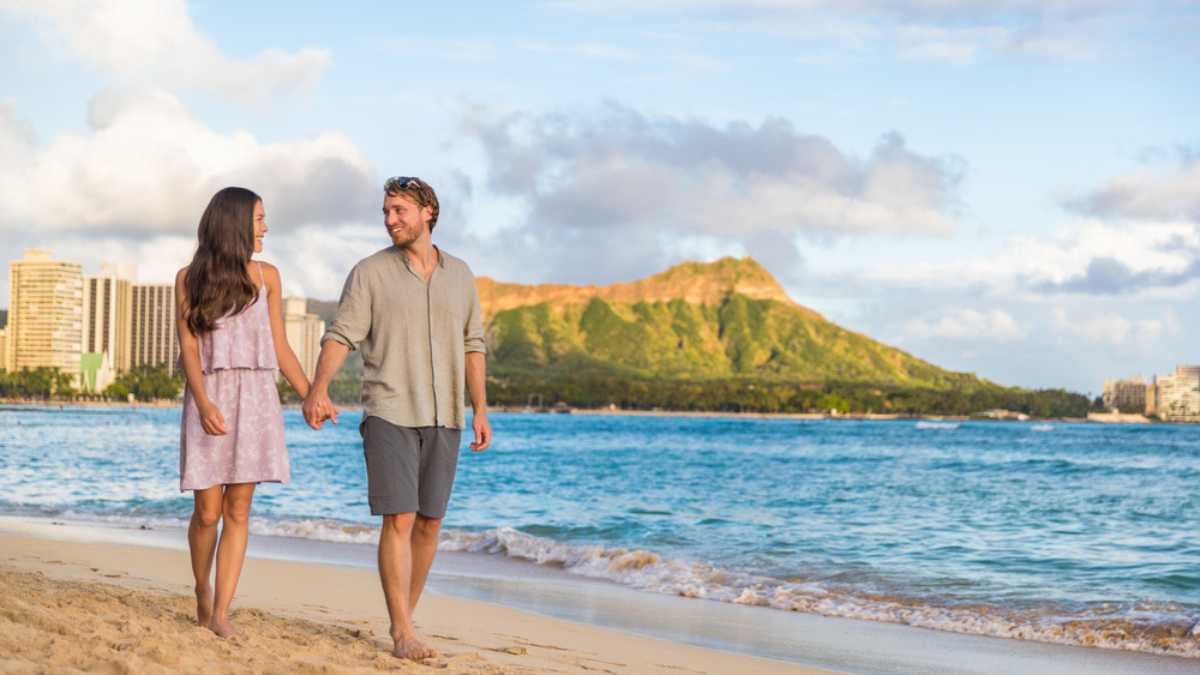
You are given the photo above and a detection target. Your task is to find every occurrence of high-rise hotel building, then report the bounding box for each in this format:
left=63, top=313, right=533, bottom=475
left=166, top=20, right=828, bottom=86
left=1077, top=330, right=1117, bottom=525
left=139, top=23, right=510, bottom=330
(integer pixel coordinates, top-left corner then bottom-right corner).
left=82, top=264, right=134, bottom=374
left=130, top=283, right=180, bottom=372
left=5, top=249, right=83, bottom=376
left=1155, top=365, right=1200, bottom=421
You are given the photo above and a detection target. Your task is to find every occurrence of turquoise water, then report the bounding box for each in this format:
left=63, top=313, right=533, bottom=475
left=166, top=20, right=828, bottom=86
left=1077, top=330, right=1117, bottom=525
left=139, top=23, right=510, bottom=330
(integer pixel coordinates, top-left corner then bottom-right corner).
left=1, top=406, right=1197, bottom=656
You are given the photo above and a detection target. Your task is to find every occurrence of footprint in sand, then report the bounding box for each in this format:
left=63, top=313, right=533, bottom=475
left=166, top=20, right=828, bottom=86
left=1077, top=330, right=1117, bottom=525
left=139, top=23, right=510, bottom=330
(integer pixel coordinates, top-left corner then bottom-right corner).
left=493, top=633, right=574, bottom=653
left=576, top=658, right=624, bottom=667
left=654, top=665, right=705, bottom=673
left=511, top=638, right=568, bottom=652
left=576, top=656, right=628, bottom=668
left=487, top=646, right=528, bottom=656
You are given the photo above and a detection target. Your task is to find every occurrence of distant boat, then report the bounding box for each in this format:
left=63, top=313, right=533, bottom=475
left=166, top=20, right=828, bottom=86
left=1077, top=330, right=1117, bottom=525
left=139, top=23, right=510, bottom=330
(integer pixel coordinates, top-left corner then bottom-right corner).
left=916, top=421, right=960, bottom=430
left=1031, top=424, right=1054, bottom=432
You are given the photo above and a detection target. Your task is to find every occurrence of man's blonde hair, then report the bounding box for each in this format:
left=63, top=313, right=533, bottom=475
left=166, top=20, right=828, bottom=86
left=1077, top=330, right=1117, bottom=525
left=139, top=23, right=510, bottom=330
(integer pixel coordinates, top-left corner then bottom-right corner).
left=384, top=176, right=440, bottom=232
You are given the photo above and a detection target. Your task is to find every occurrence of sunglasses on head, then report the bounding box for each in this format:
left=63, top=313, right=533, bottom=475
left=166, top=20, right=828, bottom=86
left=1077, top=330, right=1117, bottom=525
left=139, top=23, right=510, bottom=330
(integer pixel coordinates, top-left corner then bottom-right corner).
left=385, top=176, right=423, bottom=191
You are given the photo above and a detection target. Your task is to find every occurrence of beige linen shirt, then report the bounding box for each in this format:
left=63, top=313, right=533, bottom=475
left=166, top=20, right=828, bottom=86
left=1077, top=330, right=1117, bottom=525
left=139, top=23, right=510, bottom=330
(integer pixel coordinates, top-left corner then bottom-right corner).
left=322, top=245, right=486, bottom=430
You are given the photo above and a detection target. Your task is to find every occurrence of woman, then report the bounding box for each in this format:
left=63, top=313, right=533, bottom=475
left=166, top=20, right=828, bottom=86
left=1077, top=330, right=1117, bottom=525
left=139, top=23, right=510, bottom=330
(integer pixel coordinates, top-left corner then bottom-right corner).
left=174, top=186, right=310, bottom=637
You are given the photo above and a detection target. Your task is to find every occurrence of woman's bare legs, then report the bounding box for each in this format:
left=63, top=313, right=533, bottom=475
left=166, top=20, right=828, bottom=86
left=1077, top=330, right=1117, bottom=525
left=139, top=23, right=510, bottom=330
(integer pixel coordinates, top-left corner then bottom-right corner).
left=209, top=482, right=257, bottom=638
left=187, top=486, right=223, bottom=626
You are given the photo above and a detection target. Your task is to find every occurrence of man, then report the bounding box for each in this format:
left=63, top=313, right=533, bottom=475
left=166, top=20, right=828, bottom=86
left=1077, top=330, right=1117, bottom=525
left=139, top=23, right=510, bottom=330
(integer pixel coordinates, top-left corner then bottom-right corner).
left=302, top=175, right=491, bottom=661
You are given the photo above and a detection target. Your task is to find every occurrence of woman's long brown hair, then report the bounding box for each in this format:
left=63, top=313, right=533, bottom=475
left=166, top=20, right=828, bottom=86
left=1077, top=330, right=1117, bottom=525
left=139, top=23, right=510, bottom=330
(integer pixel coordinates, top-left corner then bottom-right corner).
left=183, top=187, right=261, bottom=335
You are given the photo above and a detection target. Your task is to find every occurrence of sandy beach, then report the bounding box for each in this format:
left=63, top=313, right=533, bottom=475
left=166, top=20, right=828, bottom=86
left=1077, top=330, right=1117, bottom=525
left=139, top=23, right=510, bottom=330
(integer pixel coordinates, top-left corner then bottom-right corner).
left=4, top=519, right=1200, bottom=675
left=0, top=528, right=824, bottom=675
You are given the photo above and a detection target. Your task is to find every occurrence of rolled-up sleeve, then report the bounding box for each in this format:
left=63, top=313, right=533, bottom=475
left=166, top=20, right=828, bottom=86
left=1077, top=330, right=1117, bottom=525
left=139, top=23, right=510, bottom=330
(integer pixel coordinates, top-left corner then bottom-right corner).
left=464, top=275, right=486, bottom=354
left=322, top=264, right=371, bottom=351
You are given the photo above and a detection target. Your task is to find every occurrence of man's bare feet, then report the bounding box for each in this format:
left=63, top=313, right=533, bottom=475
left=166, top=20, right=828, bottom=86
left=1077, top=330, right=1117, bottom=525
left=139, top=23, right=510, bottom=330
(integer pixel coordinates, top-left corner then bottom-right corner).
left=195, top=585, right=213, bottom=626
left=392, top=633, right=438, bottom=660
left=208, top=615, right=238, bottom=639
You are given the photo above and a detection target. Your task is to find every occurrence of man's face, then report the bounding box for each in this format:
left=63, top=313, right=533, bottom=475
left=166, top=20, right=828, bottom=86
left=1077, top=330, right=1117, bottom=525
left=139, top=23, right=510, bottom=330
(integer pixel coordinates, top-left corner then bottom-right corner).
left=383, top=193, right=431, bottom=247
left=252, top=199, right=267, bottom=253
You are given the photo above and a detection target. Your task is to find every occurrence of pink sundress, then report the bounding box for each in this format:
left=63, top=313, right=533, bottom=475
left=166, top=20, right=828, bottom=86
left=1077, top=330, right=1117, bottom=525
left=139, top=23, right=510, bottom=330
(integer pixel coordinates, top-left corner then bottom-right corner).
left=179, top=263, right=289, bottom=490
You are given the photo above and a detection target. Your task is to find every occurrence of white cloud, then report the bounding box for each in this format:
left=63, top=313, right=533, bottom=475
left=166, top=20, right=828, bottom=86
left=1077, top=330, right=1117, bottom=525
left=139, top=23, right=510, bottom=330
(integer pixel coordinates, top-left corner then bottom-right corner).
left=901, top=308, right=1024, bottom=342
left=1052, top=307, right=1181, bottom=346
left=517, top=41, right=639, bottom=62
left=1067, top=159, right=1200, bottom=223
left=554, top=0, right=1117, bottom=63
left=896, top=25, right=1009, bottom=64
left=0, top=89, right=376, bottom=236
left=863, top=219, right=1198, bottom=296
left=555, top=0, right=1111, bottom=13
left=462, top=103, right=964, bottom=283
left=1, top=0, right=330, bottom=102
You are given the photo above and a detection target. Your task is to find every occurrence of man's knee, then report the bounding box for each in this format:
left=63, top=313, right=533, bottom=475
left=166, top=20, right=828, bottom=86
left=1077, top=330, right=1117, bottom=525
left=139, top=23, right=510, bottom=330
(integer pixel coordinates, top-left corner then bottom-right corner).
left=412, top=515, right=442, bottom=542
left=382, top=512, right=416, bottom=537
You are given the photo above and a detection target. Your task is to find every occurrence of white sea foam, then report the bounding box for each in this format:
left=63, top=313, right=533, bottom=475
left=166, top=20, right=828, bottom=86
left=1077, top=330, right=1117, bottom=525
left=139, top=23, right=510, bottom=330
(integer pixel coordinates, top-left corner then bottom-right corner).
left=438, top=527, right=1200, bottom=659
left=915, top=421, right=960, bottom=430
left=20, top=511, right=1200, bottom=659
left=46, top=511, right=379, bottom=546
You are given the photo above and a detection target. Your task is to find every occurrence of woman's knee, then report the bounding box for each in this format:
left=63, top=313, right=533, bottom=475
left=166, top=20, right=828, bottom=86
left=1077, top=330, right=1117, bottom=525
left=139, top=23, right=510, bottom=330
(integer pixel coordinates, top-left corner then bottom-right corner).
left=193, top=506, right=221, bottom=528
left=221, top=495, right=254, bottom=526
left=193, top=486, right=223, bottom=527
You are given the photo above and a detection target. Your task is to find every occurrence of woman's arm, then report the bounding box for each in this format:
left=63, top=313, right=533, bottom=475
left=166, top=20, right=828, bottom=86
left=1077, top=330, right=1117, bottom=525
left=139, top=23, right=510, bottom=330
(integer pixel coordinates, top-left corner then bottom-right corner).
left=261, top=262, right=311, bottom=399
left=175, top=267, right=227, bottom=435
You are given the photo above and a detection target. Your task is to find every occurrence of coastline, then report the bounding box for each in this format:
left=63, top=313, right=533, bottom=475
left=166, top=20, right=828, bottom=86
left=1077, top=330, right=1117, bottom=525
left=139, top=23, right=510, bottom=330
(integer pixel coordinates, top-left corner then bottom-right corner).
left=0, top=398, right=1134, bottom=424
left=1, top=521, right=821, bottom=675
left=2, top=516, right=1198, bottom=675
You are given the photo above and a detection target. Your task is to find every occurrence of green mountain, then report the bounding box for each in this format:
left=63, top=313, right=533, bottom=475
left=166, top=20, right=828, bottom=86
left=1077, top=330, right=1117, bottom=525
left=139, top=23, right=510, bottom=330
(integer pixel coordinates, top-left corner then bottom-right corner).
left=479, top=257, right=975, bottom=387
left=309, top=257, right=1086, bottom=415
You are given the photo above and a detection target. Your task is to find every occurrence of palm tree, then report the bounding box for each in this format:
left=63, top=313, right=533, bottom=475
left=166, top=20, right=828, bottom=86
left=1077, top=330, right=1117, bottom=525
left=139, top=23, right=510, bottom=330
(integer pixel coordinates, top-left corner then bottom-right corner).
left=51, top=368, right=76, bottom=399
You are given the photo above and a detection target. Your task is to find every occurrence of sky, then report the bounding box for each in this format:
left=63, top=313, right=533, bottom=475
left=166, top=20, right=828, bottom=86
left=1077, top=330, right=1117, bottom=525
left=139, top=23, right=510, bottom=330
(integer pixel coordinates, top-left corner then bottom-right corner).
left=1, top=0, right=1197, bottom=395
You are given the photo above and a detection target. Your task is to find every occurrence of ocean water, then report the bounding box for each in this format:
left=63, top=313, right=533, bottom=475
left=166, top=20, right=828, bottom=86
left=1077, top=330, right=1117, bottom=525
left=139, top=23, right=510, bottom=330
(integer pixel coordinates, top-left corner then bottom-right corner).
left=1, top=405, right=1197, bottom=658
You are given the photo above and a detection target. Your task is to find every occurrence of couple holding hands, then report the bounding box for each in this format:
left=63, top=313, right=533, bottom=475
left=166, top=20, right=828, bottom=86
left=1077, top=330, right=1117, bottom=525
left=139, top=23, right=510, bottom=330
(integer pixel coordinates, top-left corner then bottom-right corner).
left=174, top=176, right=491, bottom=660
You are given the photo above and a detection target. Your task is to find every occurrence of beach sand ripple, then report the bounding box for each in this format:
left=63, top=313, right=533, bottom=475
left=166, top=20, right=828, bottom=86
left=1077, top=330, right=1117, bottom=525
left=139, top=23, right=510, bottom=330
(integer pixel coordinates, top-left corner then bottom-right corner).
left=0, top=567, right=535, bottom=674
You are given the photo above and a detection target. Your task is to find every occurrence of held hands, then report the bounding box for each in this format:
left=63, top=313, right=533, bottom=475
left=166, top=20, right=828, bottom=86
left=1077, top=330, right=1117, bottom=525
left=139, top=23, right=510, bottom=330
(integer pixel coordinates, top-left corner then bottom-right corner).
left=198, top=401, right=228, bottom=436
left=470, top=413, right=492, bottom=452
left=302, top=389, right=338, bottom=430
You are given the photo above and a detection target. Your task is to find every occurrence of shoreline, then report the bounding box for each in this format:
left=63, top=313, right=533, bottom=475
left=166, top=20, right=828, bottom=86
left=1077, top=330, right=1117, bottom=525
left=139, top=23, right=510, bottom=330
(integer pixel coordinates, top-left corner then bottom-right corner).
left=2, top=515, right=1198, bottom=674
left=1, top=520, right=822, bottom=675
left=1, top=398, right=1169, bottom=424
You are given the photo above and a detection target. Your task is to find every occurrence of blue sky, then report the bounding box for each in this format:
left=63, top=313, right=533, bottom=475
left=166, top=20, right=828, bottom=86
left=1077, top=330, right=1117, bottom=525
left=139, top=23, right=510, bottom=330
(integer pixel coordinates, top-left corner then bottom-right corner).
left=1, top=1, right=1198, bottom=395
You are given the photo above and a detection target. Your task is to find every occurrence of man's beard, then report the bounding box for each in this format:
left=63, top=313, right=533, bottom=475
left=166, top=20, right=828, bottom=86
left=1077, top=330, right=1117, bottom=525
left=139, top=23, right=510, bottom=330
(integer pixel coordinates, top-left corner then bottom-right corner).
left=390, top=227, right=419, bottom=248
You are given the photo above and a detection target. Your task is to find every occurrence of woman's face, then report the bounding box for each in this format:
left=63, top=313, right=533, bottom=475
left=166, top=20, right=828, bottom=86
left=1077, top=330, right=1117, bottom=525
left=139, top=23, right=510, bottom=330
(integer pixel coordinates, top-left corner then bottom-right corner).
left=252, top=200, right=267, bottom=253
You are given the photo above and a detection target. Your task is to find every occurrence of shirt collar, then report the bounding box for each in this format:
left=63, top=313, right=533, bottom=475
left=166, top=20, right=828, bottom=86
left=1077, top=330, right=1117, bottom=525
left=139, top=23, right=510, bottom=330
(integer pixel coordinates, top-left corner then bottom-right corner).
left=397, top=244, right=445, bottom=270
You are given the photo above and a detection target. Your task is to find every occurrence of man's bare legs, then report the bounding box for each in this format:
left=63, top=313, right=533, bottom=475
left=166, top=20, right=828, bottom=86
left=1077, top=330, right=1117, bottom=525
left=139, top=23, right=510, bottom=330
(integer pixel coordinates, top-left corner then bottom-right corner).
left=409, top=515, right=442, bottom=614
left=379, top=513, right=437, bottom=660
left=187, top=486, right=223, bottom=626
left=210, top=482, right=257, bottom=638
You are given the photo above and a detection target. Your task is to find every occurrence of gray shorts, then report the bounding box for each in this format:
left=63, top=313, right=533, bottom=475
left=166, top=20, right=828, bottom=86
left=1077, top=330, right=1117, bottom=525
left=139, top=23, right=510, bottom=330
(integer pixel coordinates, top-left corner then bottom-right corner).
left=360, top=416, right=462, bottom=518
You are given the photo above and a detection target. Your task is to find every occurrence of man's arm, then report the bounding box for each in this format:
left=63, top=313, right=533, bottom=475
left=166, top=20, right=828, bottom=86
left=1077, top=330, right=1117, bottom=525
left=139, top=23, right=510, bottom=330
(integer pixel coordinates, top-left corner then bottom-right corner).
left=466, top=351, right=490, bottom=451
left=302, top=339, right=350, bottom=429
left=464, top=272, right=490, bottom=451
left=303, top=264, right=369, bottom=429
